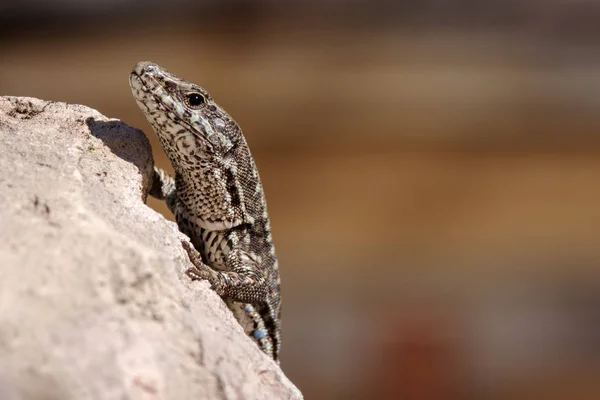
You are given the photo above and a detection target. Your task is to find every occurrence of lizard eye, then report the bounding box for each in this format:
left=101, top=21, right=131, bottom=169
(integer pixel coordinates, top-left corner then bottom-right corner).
left=187, top=93, right=205, bottom=107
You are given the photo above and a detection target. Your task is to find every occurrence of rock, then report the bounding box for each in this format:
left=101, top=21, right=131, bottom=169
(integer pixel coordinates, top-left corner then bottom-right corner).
left=0, top=97, right=301, bottom=400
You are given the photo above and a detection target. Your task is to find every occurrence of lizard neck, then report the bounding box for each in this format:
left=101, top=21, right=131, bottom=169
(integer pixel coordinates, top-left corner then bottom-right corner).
left=174, top=162, right=245, bottom=231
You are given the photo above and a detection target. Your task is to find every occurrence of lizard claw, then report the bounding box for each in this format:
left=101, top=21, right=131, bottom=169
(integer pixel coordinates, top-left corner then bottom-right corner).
left=181, top=240, right=212, bottom=281
left=181, top=239, right=193, bottom=253
left=185, top=267, right=205, bottom=281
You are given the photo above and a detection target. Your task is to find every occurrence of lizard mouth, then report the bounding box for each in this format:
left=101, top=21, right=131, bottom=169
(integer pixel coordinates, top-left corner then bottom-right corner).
left=129, top=65, right=173, bottom=112
left=129, top=68, right=168, bottom=111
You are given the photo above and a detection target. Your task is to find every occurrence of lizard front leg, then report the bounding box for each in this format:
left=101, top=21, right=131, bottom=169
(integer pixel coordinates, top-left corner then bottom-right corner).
left=149, top=167, right=179, bottom=220
left=149, top=167, right=178, bottom=213
left=181, top=241, right=269, bottom=303
left=149, top=167, right=174, bottom=199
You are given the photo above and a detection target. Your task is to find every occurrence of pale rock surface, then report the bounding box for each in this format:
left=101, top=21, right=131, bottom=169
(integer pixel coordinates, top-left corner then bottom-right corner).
left=0, top=97, right=301, bottom=400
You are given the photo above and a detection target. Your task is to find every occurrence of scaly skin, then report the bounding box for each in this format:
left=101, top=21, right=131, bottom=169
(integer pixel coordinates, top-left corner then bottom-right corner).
left=129, top=61, right=281, bottom=361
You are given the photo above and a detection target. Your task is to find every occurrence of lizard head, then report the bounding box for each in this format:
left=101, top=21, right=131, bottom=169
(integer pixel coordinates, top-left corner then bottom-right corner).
left=129, top=61, right=242, bottom=168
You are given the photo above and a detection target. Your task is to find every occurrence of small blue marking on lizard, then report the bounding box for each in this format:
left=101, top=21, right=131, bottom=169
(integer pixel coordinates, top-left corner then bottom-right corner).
left=253, top=329, right=266, bottom=339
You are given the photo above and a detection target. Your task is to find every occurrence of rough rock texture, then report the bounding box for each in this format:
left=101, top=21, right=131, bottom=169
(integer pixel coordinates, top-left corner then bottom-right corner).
left=0, top=97, right=302, bottom=400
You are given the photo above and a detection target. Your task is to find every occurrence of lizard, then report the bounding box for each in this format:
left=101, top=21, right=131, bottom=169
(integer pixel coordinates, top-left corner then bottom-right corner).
left=129, top=61, right=281, bottom=362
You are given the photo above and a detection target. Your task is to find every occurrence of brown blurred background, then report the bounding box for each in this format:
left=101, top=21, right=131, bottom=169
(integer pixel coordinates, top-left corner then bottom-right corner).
left=2, top=1, right=600, bottom=398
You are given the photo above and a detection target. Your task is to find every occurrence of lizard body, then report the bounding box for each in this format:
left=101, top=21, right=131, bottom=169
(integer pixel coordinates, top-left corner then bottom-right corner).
left=129, top=62, right=281, bottom=361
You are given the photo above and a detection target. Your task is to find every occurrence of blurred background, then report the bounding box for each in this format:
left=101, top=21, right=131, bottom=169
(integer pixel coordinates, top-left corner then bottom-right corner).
left=2, top=1, right=600, bottom=398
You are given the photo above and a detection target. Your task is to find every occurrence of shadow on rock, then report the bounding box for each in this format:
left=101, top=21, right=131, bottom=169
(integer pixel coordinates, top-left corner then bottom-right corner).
left=86, top=117, right=153, bottom=175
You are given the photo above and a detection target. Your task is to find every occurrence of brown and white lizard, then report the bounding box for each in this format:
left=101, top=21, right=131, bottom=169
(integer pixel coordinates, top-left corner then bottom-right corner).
left=129, top=61, right=281, bottom=362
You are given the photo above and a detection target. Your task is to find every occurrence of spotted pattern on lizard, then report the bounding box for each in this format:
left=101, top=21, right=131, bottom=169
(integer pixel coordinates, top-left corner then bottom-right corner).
left=129, top=62, right=281, bottom=361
